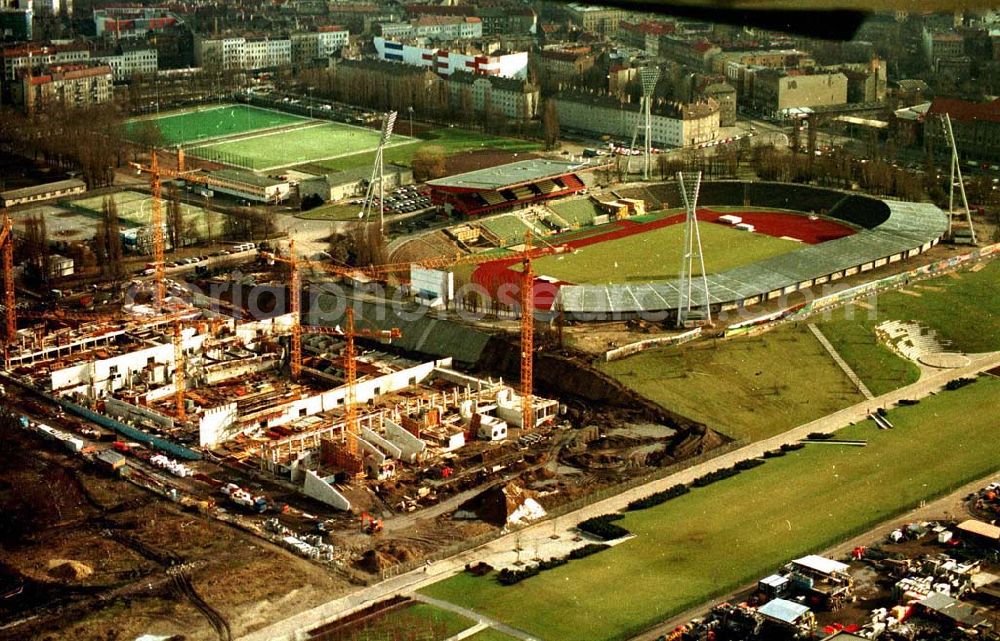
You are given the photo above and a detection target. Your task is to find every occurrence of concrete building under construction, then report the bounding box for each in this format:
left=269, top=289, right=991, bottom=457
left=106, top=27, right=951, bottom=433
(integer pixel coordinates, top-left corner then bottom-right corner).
left=3, top=301, right=558, bottom=511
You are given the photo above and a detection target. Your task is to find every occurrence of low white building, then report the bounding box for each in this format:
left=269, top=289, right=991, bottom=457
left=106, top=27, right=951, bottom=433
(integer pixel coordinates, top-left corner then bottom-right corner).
left=374, top=36, right=528, bottom=79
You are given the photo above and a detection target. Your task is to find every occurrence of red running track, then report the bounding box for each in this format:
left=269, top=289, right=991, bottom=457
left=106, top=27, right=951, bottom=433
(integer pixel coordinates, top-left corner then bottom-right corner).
left=471, top=209, right=856, bottom=310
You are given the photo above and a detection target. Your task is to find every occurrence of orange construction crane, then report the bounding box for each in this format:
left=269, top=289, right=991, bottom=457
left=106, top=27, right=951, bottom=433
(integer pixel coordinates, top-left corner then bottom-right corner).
left=267, top=231, right=565, bottom=432
left=1, top=212, right=16, bottom=345
left=301, top=314, right=400, bottom=456
left=129, top=152, right=242, bottom=309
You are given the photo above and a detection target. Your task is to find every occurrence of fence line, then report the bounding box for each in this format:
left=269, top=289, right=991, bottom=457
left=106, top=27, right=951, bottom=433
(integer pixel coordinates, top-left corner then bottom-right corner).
left=604, top=328, right=702, bottom=361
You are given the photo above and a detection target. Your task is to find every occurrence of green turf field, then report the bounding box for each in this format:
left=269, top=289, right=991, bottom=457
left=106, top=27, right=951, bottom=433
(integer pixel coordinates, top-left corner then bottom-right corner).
left=529, top=223, right=801, bottom=284
left=306, top=127, right=542, bottom=173
left=188, top=121, right=401, bottom=171
left=421, top=376, right=1000, bottom=641
left=599, top=324, right=865, bottom=442
left=70, top=190, right=225, bottom=242
left=126, top=105, right=307, bottom=146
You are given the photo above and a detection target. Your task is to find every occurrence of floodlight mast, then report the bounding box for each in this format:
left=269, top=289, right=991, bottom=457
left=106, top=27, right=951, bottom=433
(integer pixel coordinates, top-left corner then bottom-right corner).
left=639, top=67, right=660, bottom=181
left=676, top=171, right=711, bottom=327
left=361, top=111, right=398, bottom=234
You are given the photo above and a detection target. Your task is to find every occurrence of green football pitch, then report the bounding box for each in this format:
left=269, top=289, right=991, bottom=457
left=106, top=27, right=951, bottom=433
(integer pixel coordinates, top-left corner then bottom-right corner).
left=126, top=105, right=307, bottom=146
left=421, top=376, right=1000, bottom=641
left=527, top=222, right=802, bottom=284
left=188, top=121, right=410, bottom=171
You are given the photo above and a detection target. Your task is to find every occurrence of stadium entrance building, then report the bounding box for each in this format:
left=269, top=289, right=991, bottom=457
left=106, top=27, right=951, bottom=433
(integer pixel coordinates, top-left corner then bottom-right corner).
left=428, top=159, right=586, bottom=217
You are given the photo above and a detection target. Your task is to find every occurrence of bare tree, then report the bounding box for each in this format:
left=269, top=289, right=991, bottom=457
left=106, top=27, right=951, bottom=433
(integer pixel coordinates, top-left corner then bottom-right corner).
left=411, top=146, right=447, bottom=182
left=542, top=100, right=560, bottom=151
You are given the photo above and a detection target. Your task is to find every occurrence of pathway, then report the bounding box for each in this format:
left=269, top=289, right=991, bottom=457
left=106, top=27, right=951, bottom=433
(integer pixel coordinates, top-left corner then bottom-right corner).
left=414, top=594, right=539, bottom=641
left=808, top=322, right=874, bottom=400
left=238, top=350, right=1000, bottom=641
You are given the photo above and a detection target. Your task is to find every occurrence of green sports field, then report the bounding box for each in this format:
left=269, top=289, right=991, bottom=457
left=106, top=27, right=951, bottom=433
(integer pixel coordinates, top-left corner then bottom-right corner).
left=529, top=223, right=802, bottom=284
left=126, top=105, right=307, bottom=146
left=421, top=376, right=1000, bottom=641
left=188, top=121, right=408, bottom=171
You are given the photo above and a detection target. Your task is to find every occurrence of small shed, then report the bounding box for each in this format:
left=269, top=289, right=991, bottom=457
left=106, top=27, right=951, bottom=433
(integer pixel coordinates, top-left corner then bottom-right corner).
left=957, top=519, right=1000, bottom=546
left=914, top=592, right=988, bottom=629
left=95, top=449, right=126, bottom=471
left=758, top=598, right=814, bottom=629
left=758, top=574, right=790, bottom=599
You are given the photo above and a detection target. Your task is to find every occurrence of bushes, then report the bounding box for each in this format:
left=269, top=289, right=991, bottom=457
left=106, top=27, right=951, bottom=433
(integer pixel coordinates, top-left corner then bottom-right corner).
left=780, top=442, right=805, bottom=452
left=498, top=557, right=568, bottom=585
left=578, top=514, right=630, bottom=540
left=946, top=377, right=976, bottom=391
left=807, top=432, right=834, bottom=440
left=763, top=449, right=787, bottom=459
left=567, top=543, right=609, bottom=560
left=627, top=484, right=690, bottom=511
left=692, top=466, right=741, bottom=487
left=497, top=544, right=610, bottom=585
left=734, top=458, right=765, bottom=471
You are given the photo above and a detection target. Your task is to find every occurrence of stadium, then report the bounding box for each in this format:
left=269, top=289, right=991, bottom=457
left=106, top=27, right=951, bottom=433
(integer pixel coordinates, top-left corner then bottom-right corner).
left=456, top=180, right=949, bottom=320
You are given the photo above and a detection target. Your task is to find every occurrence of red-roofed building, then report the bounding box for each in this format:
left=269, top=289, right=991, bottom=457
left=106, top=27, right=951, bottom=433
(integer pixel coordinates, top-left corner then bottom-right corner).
left=927, top=97, right=1000, bottom=161
left=12, top=63, right=113, bottom=113
left=619, top=20, right=675, bottom=55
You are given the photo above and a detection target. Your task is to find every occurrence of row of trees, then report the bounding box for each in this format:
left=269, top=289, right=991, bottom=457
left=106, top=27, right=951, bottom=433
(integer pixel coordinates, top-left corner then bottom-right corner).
left=0, top=103, right=126, bottom=189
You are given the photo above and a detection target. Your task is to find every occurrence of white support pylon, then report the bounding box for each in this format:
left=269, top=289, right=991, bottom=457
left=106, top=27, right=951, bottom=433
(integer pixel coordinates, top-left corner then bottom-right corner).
left=676, top=171, right=712, bottom=327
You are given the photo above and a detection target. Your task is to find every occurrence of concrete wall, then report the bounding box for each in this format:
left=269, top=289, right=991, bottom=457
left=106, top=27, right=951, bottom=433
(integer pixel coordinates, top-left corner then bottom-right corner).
left=199, top=403, right=239, bottom=447
left=303, top=470, right=351, bottom=510
left=383, top=418, right=426, bottom=462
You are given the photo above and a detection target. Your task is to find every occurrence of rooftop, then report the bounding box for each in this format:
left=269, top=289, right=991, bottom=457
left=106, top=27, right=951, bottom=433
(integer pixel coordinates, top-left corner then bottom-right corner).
left=792, top=554, right=850, bottom=576
left=0, top=178, right=85, bottom=201
left=758, top=599, right=810, bottom=624
left=208, top=169, right=288, bottom=189
left=928, top=97, right=1000, bottom=124
left=428, top=159, right=583, bottom=192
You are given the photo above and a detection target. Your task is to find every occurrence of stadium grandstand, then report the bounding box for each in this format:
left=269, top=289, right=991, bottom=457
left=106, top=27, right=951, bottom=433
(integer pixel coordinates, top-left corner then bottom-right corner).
left=553, top=181, right=950, bottom=319
left=428, top=159, right=587, bottom=217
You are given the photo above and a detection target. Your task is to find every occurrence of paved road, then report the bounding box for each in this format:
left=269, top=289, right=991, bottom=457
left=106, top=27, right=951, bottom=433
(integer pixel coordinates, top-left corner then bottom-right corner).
left=238, top=350, right=1000, bottom=641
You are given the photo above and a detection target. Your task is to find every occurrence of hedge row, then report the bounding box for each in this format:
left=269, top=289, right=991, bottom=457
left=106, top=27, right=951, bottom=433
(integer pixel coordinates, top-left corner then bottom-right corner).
left=807, top=432, right=834, bottom=440
left=578, top=514, right=630, bottom=540
left=497, top=544, right=610, bottom=585
left=946, top=377, right=976, bottom=391
left=626, top=484, right=690, bottom=511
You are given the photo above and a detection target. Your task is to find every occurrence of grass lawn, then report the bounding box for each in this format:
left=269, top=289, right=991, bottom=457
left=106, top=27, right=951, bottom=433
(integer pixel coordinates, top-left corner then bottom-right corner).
left=421, top=376, right=1000, bottom=641
left=330, top=603, right=474, bottom=641
left=817, top=259, right=1000, bottom=355
left=189, top=121, right=401, bottom=171
left=599, top=324, right=865, bottom=442
left=529, top=223, right=801, bottom=284
left=307, top=127, right=542, bottom=173
left=815, top=319, right=920, bottom=396
left=126, top=104, right=306, bottom=146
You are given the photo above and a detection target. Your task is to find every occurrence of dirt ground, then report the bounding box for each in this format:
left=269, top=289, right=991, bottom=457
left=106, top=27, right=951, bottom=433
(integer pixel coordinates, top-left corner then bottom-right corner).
left=444, top=150, right=541, bottom=176
left=0, top=426, right=353, bottom=641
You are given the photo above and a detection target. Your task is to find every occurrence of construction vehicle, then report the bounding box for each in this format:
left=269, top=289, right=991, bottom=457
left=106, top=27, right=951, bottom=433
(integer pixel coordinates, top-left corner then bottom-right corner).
left=221, top=483, right=269, bottom=513
left=360, top=511, right=383, bottom=534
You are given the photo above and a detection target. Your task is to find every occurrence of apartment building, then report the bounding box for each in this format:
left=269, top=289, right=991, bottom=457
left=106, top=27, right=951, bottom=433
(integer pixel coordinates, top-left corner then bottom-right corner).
left=13, top=63, right=113, bottom=113
left=444, top=71, right=538, bottom=121
left=553, top=91, right=720, bottom=148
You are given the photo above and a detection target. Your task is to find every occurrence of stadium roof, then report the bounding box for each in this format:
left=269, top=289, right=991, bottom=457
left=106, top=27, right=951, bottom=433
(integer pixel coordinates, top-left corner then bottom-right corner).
left=428, top=159, right=583, bottom=192
left=555, top=196, right=948, bottom=317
